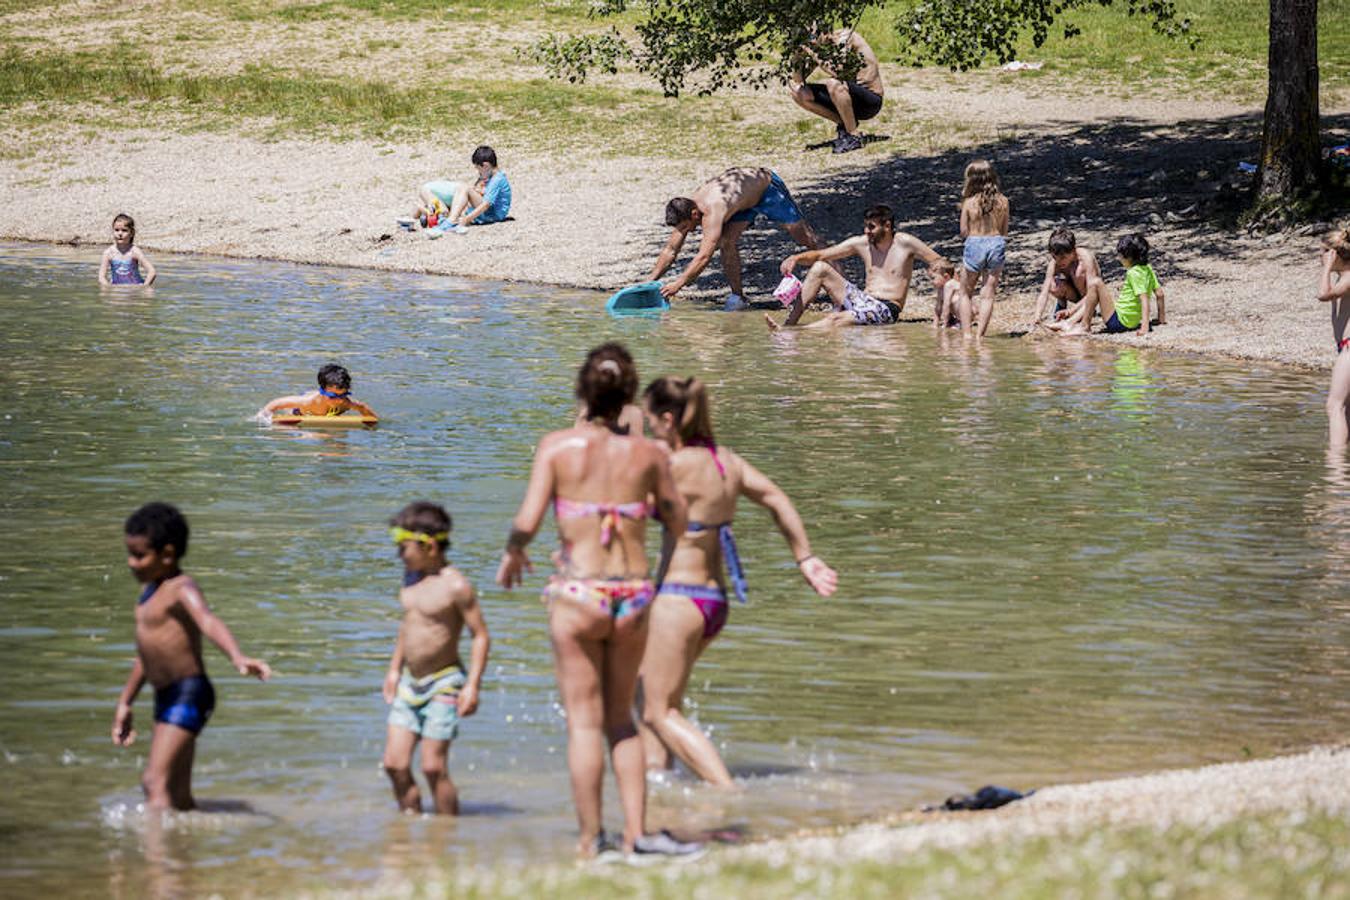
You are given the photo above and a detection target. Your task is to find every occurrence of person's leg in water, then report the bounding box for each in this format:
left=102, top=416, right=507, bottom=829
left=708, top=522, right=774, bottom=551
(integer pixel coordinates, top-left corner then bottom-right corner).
left=382, top=725, right=423, bottom=813
left=549, top=599, right=610, bottom=855
left=604, top=609, right=651, bottom=852
left=770, top=260, right=850, bottom=327
left=718, top=219, right=752, bottom=301
left=419, top=738, right=458, bottom=815
left=638, top=594, right=735, bottom=788
left=143, top=723, right=198, bottom=810
left=1328, top=346, right=1350, bottom=447
left=976, top=268, right=1001, bottom=338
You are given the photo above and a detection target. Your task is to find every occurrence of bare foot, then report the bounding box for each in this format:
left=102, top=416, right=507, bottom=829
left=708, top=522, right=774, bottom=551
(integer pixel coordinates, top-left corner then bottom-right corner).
left=764, top=313, right=781, bottom=331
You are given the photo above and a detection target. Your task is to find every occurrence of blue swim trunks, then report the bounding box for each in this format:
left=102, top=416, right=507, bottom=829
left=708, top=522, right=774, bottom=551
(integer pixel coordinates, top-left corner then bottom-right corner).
left=388, top=665, right=465, bottom=741
left=962, top=235, right=1006, bottom=274
left=729, top=172, right=803, bottom=225
left=154, top=674, right=216, bottom=734
left=1103, top=311, right=1137, bottom=334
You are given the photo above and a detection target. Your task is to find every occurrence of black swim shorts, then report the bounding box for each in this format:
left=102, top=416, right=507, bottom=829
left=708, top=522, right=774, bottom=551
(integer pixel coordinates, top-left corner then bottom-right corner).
left=806, top=82, right=883, bottom=122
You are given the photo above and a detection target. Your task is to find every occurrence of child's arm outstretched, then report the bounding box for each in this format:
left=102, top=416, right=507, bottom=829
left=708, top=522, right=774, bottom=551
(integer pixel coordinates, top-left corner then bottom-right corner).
left=1154, top=282, right=1167, bottom=325
left=738, top=455, right=838, bottom=596
left=346, top=398, right=379, bottom=419
left=178, top=581, right=271, bottom=679
left=112, top=656, right=147, bottom=746
left=454, top=584, right=491, bottom=717
left=133, top=247, right=157, bottom=285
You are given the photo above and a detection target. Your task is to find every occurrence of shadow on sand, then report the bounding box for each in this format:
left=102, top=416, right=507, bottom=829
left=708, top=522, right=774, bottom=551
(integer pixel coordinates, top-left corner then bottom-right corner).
left=675, top=111, right=1350, bottom=303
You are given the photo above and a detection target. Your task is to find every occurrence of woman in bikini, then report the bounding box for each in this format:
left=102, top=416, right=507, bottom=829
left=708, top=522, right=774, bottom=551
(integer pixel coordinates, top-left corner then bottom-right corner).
left=496, top=343, right=697, bottom=860
left=636, top=376, right=837, bottom=789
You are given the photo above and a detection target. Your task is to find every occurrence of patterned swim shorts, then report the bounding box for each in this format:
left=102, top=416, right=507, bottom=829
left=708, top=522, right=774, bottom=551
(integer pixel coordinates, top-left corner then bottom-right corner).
left=842, top=283, right=900, bottom=325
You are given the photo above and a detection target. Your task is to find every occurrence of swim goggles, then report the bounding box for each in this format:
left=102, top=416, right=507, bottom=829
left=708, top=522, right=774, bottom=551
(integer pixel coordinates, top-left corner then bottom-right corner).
left=389, top=527, right=449, bottom=546
left=318, top=387, right=351, bottom=399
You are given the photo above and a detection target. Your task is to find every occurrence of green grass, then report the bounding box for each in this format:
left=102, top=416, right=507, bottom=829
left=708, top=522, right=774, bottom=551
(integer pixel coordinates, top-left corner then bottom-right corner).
left=298, top=808, right=1350, bottom=898
left=861, top=0, right=1350, bottom=95
left=180, top=0, right=598, bottom=24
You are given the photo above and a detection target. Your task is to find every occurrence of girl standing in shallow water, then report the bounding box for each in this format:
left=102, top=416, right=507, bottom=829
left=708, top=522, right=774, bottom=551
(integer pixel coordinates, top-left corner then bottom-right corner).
left=496, top=343, right=701, bottom=861
left=637, top=376, right=837, bottom=789
left=99, top=213, right=157, bottom=286
left=958, top=159, right=1009, bottom=338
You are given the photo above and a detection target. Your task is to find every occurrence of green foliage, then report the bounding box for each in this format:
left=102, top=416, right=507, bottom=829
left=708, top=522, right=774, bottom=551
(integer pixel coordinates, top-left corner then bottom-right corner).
left=530, top=0, right=1200, bottom=93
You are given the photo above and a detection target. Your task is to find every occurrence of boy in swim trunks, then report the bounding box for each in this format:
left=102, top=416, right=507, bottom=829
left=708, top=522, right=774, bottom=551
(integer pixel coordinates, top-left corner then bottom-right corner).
left=651, top=166, right=826, bottom=309
left=765, top=204, right=945, bottom=330
left=1052, top=233, right=1166, bottom=336
left=259, top=363, right=379, bottom=421
left=112, top=502, right=271, bottom=810
left=383, top=501, right=490, bottom=815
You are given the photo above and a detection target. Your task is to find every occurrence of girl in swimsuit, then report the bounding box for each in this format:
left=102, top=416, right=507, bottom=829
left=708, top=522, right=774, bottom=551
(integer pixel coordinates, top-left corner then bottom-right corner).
left=1318, top=231, right=1350, bottom=447
left=99, top=213, right=157, bottom=286
left=636, top=376, right=837, bottom=789
left=496, top=343, right=695, bottom=860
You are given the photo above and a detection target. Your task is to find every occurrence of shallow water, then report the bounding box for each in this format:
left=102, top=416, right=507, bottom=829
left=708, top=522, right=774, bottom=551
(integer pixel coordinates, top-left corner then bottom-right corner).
left=1, top=243, right=1348, bottom=896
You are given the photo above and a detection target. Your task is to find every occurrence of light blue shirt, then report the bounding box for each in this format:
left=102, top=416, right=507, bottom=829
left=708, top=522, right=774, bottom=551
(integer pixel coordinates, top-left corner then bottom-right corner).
left=480, top=171, right=511, bottom=223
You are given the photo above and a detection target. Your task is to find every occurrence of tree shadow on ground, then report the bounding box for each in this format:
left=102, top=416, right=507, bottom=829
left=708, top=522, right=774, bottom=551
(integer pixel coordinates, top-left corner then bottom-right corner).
left=689, top=111, right=1350, bottom=305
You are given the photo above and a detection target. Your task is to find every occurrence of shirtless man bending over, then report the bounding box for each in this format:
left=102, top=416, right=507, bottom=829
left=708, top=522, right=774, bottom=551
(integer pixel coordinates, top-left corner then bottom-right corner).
left=766, top=205, right=944, bottom=330
left=651, top=167, right=825, bottom=310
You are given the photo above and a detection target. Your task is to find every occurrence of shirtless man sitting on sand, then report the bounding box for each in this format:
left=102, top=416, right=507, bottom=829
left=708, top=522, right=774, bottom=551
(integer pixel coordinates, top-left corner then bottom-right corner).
left=766, top=204, right=944, bottom=330
left=651, top=166, right=826, bottom=310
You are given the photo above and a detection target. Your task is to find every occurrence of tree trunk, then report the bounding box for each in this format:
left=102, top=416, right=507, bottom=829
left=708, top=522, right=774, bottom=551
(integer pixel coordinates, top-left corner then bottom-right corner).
left=1256, top=0, right=1320, bottom=202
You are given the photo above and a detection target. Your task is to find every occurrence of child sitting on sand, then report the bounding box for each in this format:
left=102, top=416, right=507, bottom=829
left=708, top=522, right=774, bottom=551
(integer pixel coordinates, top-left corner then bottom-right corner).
left=1052, top=233, right=1166, bottom=336
left=259, top=364, right=379, bottom=420
left=99, top=213, right=157, bottom=286
left=1318, top=229, right=1350, bottom=446
left=417, top=145, right=512, bottom=238
left=1031, top=228, right=1103, bottom=325
left=112, top=502, right=271, bottom=810
left=959, top=160, right=1009, bottom=338
left=383, top=501, right=490, bottom=815
left=931, top=259, right=972, bottom=333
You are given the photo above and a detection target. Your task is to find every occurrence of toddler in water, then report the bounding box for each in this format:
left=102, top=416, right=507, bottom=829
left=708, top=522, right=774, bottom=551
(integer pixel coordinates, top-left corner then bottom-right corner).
left=382, top=502, right=490, bottom=815
left=99, top=213, right=157, bottom=286
left=1053, top=233, right=1166, bottom=335
left=930, top=259, right=972, bottom=332
left=112, top=503, right=271, bottom=810
left=959, top=159, right=1009, bottom=338
left=259, top=363, right=379, bottom=420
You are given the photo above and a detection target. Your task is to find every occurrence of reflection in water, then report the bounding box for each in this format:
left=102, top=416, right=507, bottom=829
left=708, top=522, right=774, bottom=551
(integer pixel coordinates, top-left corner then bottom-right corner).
left=1, top=244, right=1347, bottom=894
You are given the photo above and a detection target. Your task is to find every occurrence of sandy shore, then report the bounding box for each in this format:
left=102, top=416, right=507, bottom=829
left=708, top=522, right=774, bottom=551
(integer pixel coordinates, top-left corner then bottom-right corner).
left=2, top=72, right=1346, bottom=369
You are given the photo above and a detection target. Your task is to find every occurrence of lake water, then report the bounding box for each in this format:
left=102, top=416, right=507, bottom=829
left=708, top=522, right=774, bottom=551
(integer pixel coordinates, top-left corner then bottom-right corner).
left=2, top=243, right=1348, bottom=896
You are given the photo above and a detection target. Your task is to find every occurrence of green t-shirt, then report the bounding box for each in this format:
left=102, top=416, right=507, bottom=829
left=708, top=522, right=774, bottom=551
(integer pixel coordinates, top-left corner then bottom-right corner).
left=1115, top=264, right=1159, bottom=329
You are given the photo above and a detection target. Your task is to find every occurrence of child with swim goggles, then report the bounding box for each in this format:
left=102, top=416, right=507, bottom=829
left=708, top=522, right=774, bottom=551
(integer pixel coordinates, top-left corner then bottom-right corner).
left=259, top=363, right=379, bottom=421
left=99, top=213, right=157, bottom=286
left=958, top=159, right=1010, bottom=339
left=382, top=502, right=490, bottom=815
left=112, top=502, right=271, bottom=810
left=636, top=376, right=837, bottom=789
left=1318, top=229, right=1350, bottom=446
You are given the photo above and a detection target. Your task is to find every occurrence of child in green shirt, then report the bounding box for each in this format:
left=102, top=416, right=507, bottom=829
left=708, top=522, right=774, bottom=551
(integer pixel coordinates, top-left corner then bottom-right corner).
left=1053, top=233, right=1166, bottom=335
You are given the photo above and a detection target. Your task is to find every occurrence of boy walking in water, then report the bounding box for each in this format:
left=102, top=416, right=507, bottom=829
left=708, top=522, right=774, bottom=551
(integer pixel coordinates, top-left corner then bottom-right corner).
left=383, top=502, right=490, bottom=815
left=112, top=503, right=271, bottom=810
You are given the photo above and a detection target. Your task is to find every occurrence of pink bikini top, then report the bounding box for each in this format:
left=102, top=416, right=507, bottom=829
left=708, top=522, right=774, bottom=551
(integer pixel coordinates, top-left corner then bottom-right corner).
left=554, top=498, right=652, bottom=547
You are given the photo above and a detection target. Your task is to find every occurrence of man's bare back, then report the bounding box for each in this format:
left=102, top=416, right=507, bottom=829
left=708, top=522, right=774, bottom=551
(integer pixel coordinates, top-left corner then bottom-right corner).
left=399, top=568, right=473, bottom=677
left=691, top=167, right=773, bottom=221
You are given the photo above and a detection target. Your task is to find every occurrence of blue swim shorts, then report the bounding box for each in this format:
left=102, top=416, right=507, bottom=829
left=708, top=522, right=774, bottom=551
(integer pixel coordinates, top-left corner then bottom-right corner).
left=729, top=172, right=804, bottom=225
left=154, top=674, right=216, bottom=735
left=962, top=235, right=1006, bottom=274
left=388, top=665, right=465, bottom=742
left=1102, top=311, right=1138, bottom=334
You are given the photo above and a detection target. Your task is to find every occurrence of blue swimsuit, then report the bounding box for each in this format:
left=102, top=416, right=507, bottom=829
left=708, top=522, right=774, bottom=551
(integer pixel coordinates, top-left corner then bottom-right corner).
left=108, top=250, right=143, bottom=285
left=137, top=580, right=216, bottom=734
